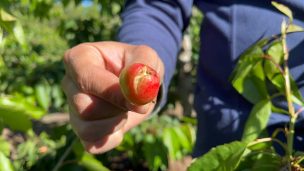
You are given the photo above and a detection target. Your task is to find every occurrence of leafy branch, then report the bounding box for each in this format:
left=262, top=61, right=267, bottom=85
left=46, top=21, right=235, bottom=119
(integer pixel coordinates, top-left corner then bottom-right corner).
left=188, top=1, right=304, bottom=170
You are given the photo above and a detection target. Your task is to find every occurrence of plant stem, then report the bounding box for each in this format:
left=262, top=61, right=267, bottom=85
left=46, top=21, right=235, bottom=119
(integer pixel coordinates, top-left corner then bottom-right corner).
left=247, top=137, right=288, bottom=153
left=287, top=116, right=297, bottom=157
left=282, top=24, right=297, bottom=161
left=271, top=128, right=287, bottom=139
left=295, top=107, right=304, bottom=116
left=52, top=137, right=77, bottom=171
left=248, top=137, right=272, bottom=147
left=295, top=156, right=304, bottom=165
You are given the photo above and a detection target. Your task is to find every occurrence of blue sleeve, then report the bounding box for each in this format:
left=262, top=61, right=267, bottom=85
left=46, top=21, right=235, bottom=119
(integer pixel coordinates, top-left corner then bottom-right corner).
left=118, top=0, right=193, bottom=109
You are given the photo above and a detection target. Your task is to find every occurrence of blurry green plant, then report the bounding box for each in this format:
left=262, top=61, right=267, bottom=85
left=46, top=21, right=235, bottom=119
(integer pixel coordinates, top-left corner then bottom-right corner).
left=0, top=0, right=200, bottom=170
left=0, top=1, right=119, bottom=170
left=189, top=7, right=203, bottom=65
left=57, top=0, right=123, bottom=46
left=112, top=115, right=196, bottom=171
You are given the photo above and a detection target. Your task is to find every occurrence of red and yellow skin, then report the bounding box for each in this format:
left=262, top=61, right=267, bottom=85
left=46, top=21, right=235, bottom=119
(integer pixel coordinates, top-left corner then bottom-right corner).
left=119, top=63, right=160, bottom=106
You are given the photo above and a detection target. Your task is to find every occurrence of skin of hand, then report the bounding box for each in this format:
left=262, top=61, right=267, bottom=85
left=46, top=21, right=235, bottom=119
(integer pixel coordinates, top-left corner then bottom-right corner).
left=61, top=42, right=164, bottom=154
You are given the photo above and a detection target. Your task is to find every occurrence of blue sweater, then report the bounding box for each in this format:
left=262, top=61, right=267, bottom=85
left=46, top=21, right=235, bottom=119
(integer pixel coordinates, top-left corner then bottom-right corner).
left=118, top=0, right=304, bottom=157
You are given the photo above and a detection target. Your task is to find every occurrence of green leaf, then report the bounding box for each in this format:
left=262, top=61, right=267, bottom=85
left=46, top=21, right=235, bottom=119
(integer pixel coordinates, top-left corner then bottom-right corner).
left=35, top=82, right=51, bottom=111
left=181, top=124, right=196, bottom=147
left=264, top=40, right=285, bottom=91
left=0, top=137, right=10, bottom=156
left=0, top=9, right=16, bottom=21
left=292, top=95, right=304, bottom=107
left=173, top=126, right=192, bottom=152
left=267, top=41, right=283, bottom=64
left=163, top=127, right=180, bottom=160
left=0, top=106, right=32, bottom=131
left=233, top=61, right=268, bottom=104
left=265, top=72, right=303, bottom=104
left=51, top=85, right=64, bottom=109
left=0, top=95, right=45, bottom=131
left=73, top=140, right=109, bottom=171
left=247, top=141, right=272, bottom=151
left=0, top=27, right=3, bottom=45
left=13, top=22, right=26, bottom=48
left=143, top=135, right=168, bottom=171
left=242, top=99, right=272, bottom=142
left=236, top=151, right=281, bottom=171
left=271, top=104, right=289, bottom=115
left=1, top=95, right=45, bottom=119
left=287, top=24, right=304, bottom=33
left=271, top=1, right=293, bottom=21
left=79, top=153, right=109, bottom=171
left=267, top=72, right=284, bottom=89
left=188, top=141, right=247, bottom=171
left=0, top=151, right=14, bottom=171
left=230, top=39, right=269, bottom=104
left=231, top=44, right=264, bottom=81
left=0, top=122, right=3, bottom=133
left=0, top=18, right=14, bottom=33
left=290, top=77, right=303, bottom=102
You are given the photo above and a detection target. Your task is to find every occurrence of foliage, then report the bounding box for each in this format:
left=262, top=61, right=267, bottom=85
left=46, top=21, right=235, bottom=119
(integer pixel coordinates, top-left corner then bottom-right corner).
left=188, top=141, right=247, bottom=171
left=116, top=115, right=195, bottom=171
left=13, top=130, right=66, bottom=171
left=189, top=7, right=203, bottom=65
left=0, top=0, right=200, bottom=170
left=57, top=0, right=123, bottom=46
left=0, top=94, right=45, bottom=131
left=189, top=2, right=304, bottom=171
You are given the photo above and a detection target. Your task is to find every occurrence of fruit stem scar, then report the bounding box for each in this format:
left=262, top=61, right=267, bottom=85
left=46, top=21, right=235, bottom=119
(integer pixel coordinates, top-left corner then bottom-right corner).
left=133, top=66, right=149, bottom=94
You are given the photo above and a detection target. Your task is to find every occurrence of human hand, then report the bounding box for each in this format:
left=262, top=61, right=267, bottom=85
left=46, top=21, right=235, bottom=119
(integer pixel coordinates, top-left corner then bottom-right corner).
left=61, top=42, right=164, bottom=154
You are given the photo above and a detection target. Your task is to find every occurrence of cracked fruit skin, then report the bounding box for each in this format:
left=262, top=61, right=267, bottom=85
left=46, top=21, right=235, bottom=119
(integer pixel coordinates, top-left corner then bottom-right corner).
left=119, top=63, right=160, bottom=105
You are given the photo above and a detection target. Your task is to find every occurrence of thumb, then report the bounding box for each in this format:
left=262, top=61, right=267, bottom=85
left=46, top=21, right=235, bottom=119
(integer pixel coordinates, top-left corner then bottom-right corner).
left=122, top=45, right=164, bottom=113
left=124, top=45, right=164, bottom=82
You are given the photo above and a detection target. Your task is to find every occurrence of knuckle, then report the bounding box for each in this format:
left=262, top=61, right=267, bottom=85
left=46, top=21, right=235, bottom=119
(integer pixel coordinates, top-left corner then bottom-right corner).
left=63, top=43, right=91, bottom=63
left=73, top=115, right=127, bottom=143
left=75, top=69, right=91, bottom=92
left=72, top=93, right=91, bottom=118
left=73, top=43, right=92, bottom=53
left=63, top=49, right=72, bottom=65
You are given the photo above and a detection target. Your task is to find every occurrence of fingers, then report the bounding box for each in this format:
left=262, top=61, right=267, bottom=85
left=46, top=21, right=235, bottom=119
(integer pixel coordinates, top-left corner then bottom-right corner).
left=81, top=106, right=154, bottom=154
left=83, top=130, right=124, bottom=154
left=63, top=42, right=152, bottom=113
left=62, top=75, right=125, bottom=120
left=69, top=105, right=127, bottom=143
left=64, top=44, right=128, bottom=111
left=62, top=74, right=128, bottom=144
left=62, top=42, right=165, bottom=154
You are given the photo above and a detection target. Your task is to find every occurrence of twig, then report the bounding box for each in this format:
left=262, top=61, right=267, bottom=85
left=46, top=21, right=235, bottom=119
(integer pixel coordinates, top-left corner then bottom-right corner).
left=51, top=137, right=77, bottom=171
left=248, top=137, right=272, bottom=147
left=295, top=107, right=304, bottom=117
left=272, top=128, right=287, bottom=139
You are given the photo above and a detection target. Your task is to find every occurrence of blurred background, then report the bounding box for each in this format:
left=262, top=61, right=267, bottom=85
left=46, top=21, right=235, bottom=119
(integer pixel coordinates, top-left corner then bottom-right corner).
left=0, top=0, right=202, bottom=170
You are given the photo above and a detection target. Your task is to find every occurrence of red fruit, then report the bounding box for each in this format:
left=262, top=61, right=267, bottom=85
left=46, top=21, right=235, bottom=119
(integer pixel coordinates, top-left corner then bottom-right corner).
left=119, top=63, right=160, bottom=105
